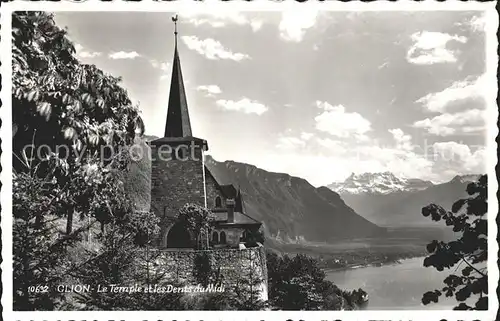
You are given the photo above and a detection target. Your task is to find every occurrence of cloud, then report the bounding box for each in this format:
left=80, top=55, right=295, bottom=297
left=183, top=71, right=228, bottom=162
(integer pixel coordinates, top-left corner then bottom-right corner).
left=250, top=139, right=434, bottom=186
left=314, top=101, right=371, bottom=138
left=388, top=128, right=413, bottom=151
left=149, top=60, right=171, bottom=80
left=414, top=74, right=489, bottom=137
left=300, top=132, right=314, bottom=141
left=416, top=75, right=486, bottom=113
left=413, top=109, right=486, bottom=136
left=315, top=137, right=347, bottom=154
left=456, top=13, right=487, bottom=33
left=276, top=135, right=307, bottom=150
left=74, top=43, right=101, bottom=58
left=150, top=60, right=171, bottom=71
left=108, top=51, right=141, bottom=59
left=378, top=61, right=390, bottom=70
left=248, top=131, right=483, bottom=186
left=279, top=9, right=319, bottom=42
left=182, top=12, right=263, bottom=32
left=250, top=20, right=264, bottom=32
left=160, top=73, right=171, bottom=81
left=432, top=141, right=474, bottom=162
left=275, top=131, right=346, bottom=155
left=432, top=142, right=486, bottom=175
left=467, top=14, right=487, bottom=32
left=181, top=36, right=250, bottom=61
left=406, top=31, right=467, bottom=65
left=215, top=98, right=268, bottom=115
left=197, top=85, right=222, bottom=97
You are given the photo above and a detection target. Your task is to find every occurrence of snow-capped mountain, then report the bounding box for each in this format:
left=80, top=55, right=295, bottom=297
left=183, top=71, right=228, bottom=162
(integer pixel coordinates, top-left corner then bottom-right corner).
left=326, top=172, right=483, bottom=227
left=449, top=174, right=481, bottom=184
left=328, top=172, right=434, bottom=195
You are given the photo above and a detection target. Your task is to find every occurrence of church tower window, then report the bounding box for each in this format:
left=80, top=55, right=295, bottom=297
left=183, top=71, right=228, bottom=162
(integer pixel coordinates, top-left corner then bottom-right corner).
left=220, top=231, right=227, bottom=244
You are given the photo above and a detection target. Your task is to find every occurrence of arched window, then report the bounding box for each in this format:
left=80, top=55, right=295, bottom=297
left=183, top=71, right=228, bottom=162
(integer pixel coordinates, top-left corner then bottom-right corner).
left=212, top=231, right=219, bottom=244
left=220, top=231, right=227, bottom=244
left=215, top=196, right=222, bottom=208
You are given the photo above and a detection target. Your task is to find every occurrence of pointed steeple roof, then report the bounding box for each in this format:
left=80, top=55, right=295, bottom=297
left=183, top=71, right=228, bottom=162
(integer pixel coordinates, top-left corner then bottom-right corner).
left=164, top=15, right=192, bottom=138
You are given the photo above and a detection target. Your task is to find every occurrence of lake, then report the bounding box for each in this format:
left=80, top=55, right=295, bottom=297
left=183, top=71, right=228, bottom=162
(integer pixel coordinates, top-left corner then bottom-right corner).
left=326, top=257, right=461, bottom=310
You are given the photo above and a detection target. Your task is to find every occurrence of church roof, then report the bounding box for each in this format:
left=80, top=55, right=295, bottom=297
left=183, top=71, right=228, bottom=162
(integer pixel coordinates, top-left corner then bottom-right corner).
left=212, top=211, right=261, bottom=226
left=204, top=166, right=256, bottom=223
left=164, top=19, right=192, bottom=138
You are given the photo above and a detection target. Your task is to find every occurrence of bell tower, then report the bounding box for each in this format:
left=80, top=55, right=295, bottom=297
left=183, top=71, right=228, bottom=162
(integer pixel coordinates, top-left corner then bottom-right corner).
left=150, top=15, right=208, bottom=241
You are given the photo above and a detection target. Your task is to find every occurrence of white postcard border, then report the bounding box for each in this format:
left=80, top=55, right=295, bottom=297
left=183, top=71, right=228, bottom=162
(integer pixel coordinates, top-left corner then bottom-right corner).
left=1, top=1, right=498, bottom=320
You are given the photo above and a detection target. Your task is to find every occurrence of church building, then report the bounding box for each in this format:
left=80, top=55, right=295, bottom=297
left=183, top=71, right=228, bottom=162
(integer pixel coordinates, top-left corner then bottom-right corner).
left=149, top=17, right=263, bottom=250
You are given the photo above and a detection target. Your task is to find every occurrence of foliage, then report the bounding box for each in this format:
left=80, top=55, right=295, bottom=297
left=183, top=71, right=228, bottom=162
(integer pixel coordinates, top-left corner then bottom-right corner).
left=178, top=203, right=215, bottom=249
left=243, top=227, right=265, bottom=247
left=177, top=291, right=238, bottom=311
left=13, top=171, right=81, bottom=310
left=421, top=175, right=487, bottom=310
left=340, top=288, right=368, bottom=309
left=193, top=251, right=220, bottom=287
left=68, top=210, right=161, bottom=310
left=12, top=12, right=143, bottom=165
left=12, top=11, right=145, bottom=235
left=11, top=11, right=155, bottom=311
left=230, top=253, right=267, bottom=310
left=266, top=251, right=359, bottom=310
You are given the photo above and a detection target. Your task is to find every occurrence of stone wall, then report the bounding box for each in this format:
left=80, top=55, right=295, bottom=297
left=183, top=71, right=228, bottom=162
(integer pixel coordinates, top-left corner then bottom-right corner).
left=150, top=142, right=206, bottom=236
left=139, top=246, right=268, bottom=301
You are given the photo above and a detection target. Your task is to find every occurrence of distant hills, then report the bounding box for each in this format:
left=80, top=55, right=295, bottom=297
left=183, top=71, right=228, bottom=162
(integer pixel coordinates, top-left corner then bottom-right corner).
left=124, top=137, right=481, bottom=240
left=328, top=172, right=481, bottom=227
left=123, top=138, right=385, bottom=243
left=204, top=155, right=385, bottom=242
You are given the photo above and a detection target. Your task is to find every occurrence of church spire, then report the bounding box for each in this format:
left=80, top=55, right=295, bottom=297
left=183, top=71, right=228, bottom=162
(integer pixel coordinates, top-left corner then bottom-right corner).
left=164, top=15, right=192, bottom=138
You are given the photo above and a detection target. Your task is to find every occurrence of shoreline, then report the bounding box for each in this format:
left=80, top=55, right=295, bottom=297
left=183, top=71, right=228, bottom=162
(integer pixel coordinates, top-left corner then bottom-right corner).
left=323, top=255, right=426, bottom=273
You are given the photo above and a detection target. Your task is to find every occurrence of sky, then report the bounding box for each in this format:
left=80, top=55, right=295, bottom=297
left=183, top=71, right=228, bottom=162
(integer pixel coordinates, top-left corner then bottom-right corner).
left=53, top=10, right=491, bottom=187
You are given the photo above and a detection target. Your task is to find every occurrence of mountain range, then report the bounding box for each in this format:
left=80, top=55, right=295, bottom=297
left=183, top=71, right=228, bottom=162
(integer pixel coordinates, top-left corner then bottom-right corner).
left=124, top=137, right=480, bottom=243
left=328, top=172, right=480, bottom=227
left=328, top=172, right=434, bottom=195
left=124, top=138, right=384, bottom=244
left=204, top=155, right=384, bottom=242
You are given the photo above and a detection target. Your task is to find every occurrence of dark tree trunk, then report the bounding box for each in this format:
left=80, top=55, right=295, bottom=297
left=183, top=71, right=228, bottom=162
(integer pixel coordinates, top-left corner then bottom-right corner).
left=66, top=211, right=73, bottom=235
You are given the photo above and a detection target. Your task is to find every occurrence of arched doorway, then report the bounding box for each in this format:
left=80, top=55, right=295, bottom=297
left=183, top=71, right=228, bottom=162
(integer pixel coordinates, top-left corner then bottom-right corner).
left=166, top=223, right=192, bottom=248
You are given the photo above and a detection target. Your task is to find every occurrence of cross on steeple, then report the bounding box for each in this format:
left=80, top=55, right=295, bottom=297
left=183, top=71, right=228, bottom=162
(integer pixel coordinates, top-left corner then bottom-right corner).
left=172, top=15, right=178, bottom=47
left=164, top=14, right=192, bottom=138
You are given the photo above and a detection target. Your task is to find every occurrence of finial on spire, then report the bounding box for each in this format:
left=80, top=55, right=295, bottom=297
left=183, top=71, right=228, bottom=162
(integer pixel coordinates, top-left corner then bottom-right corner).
left=164, top=13, right=192, bottom=138
left=172, top=14, right=179, bottom=47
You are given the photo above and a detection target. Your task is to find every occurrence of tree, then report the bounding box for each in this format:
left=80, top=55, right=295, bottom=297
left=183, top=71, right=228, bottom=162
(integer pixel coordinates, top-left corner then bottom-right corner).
left=12, top=11, right=144, bottom=234
left=230, top=252, right=267, bottom=310
left=177, top=203, right=215, bottom=249
left=421, top=175, right=487, bottom=310
left=242, top=227, right=265, bottom=247
left=67, top=210, right=160, bottom=311
left=266, top=251, right=359, bottom=310
left=13, top=170, right=81, bottom=310
left=12, top=11, right=151, bottom=310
